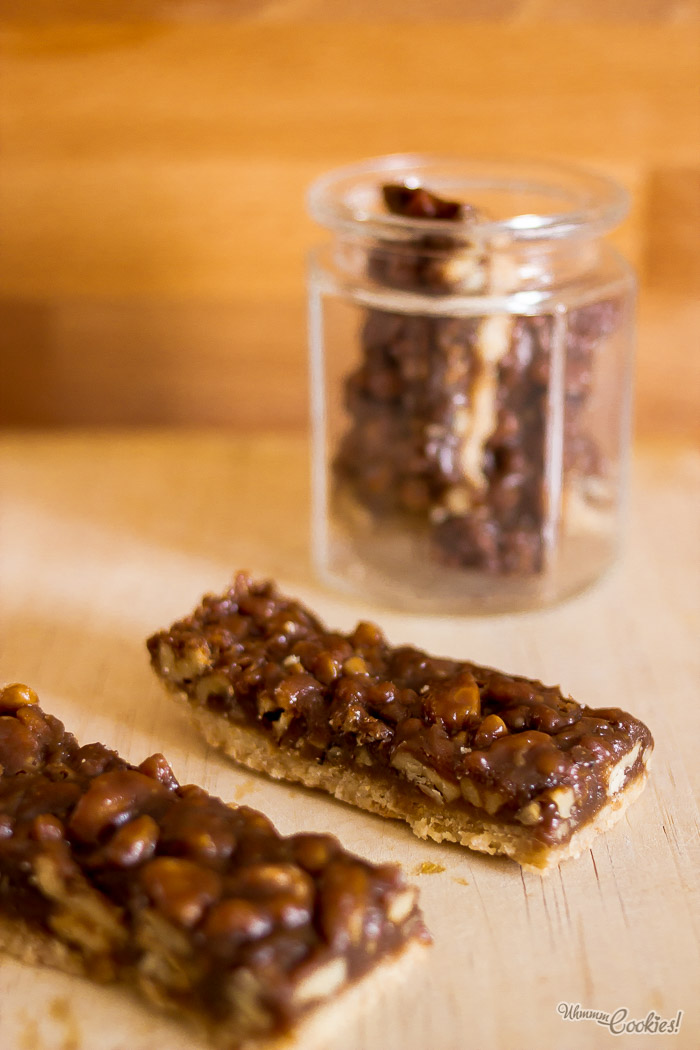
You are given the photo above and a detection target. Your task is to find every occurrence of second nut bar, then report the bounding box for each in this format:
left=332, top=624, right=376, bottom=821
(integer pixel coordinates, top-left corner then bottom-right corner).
left=148, top=573, right=653, bottom=873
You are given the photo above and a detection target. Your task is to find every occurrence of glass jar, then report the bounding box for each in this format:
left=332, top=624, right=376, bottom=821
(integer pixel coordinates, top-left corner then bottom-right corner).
left=307, top=154, right=635, bottom=614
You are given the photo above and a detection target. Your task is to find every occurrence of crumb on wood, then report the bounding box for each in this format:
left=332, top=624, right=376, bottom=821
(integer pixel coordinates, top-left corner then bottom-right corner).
left=49, top=995, right=81, bottom=1050
left=49, top=997, right=70, bottom=1021
left=232, top=778, right=257, bottom=801
left=414, top=861, right=446, bottom=875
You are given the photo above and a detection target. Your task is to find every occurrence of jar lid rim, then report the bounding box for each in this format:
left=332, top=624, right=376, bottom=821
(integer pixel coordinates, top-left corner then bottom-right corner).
left=307, top=153, right=629, bottom=242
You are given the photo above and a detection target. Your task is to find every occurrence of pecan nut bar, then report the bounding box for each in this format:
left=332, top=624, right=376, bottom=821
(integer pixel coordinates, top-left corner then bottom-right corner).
left=0, top=683, right=428, bottom=1048
left=148, top=574, right=653, bottom=874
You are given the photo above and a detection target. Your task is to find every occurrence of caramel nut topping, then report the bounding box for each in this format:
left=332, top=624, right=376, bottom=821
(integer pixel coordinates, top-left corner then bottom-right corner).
left=318, top=861, right=370, bottom=950
left=31, top=814, right=65, bottom=843
left=424, top=670, right=481, bottom=730
left=148, top=575, right=653, bottom=849
left=390, top=748, right=460, bottom=804
left=386, top=886, right=418, bottom=925
left=68, top=769, right=171, bottom=844
left=516, top=801, right=542, bottom=826
left=225, top=863, right=316, bottom=931
left=138, top=752, right=180, bottom=790
left=0, top=714, right=50, bottom=775
left=203, top=898, right=274, bottom=945
left=233, top=862, right=314, bottom=901
left=102, top=814, right=159, bottom=868
left=313, top=652, right=342, bottom=685
left=158, top=796, right=237, bottom=866
left=290, top=834, right=338, bottom=875
left=0, top=686, right=426, bottom=1043
left=141, top=857, right=223, bottom=928
left=350, top=621, right=385, bottom=649
left=472, top=713, right=508, bottom=749
left=157, top=639, right=212, bottom=683
left=0, top=683, right=39, bottom=712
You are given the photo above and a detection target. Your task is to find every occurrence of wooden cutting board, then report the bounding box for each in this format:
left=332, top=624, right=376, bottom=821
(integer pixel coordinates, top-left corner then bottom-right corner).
left=0, top=432, right=698, bottom=1050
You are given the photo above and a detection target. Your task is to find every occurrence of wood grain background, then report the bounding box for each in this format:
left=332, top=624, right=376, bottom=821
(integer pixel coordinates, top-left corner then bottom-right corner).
left=0, top=8, right=698, bottom=439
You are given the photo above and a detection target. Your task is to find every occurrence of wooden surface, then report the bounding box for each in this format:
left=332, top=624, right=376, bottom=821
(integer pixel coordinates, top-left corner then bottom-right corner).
left=0, top=431, right=698, bottom=1050
left=0, top=18, right=699, bottom=440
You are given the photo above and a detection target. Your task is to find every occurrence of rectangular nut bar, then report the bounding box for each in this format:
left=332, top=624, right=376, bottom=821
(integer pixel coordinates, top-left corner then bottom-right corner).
left=148, top=573, right=653, bottom=873
left=0, top=683, right=427, bottom=1048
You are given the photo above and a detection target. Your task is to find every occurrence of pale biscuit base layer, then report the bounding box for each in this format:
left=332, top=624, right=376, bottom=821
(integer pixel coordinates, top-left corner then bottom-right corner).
left=0, top=912, right=86, bottom=976
left=0, top=888, right=424, bottom=1050
left=181, top=698, right=650, bottom=875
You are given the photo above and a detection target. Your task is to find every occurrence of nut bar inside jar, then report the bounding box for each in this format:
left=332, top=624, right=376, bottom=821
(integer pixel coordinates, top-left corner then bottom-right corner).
left=307, top=155, right=635, bottom=613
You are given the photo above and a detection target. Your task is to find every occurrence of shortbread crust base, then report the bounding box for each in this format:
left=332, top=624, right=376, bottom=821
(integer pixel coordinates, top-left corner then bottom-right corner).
left=181, top=698, right=650, bottom=875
